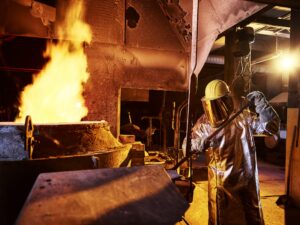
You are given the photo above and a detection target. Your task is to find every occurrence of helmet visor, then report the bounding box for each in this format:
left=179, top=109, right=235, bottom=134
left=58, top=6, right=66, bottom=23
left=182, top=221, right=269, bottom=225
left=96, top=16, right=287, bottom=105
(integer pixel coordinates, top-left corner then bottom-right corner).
left=201, top=95, right=233, bottom=128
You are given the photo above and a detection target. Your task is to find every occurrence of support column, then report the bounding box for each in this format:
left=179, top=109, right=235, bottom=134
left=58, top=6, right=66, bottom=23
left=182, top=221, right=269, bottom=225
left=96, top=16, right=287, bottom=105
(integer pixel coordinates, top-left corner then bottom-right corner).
left=286, top=8, right=300, bottom=207
left=224, top=30, right=236, bottom=84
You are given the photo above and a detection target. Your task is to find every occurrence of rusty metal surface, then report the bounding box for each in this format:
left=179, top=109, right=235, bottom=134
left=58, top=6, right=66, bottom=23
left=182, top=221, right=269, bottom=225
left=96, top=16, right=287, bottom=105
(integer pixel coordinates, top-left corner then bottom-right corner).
left=157, top=0, right=192, bottom=50
left=16, top=165, right=189, bottom=225
left=126, top=0, right=184, bottom=51
left=85, top=0, right=124, bottom=45
left=84, top=43, right=188, bottom=136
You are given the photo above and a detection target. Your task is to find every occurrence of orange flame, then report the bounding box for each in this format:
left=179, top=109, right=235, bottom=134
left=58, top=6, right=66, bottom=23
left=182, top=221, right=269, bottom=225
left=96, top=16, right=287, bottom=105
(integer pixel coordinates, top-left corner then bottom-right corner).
left=15, top=0, right=92, bottom=123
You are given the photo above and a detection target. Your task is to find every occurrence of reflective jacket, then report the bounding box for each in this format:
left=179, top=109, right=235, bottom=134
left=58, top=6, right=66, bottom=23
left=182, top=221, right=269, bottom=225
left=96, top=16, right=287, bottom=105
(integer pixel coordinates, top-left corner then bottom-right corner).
left=190, top=107, right=279, bottom=225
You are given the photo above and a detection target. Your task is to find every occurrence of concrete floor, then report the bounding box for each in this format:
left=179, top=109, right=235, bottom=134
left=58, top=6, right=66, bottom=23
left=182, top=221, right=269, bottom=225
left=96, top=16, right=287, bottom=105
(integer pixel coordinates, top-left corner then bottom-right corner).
left=176, top=159, right=299, bottom=225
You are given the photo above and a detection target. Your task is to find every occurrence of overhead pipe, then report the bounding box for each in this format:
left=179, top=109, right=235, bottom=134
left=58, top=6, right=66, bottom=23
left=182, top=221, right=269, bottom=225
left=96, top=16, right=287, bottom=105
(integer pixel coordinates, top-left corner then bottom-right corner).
left=205, top=54, right=275, bottom=73
left=206, top=54, right=278, bottom=66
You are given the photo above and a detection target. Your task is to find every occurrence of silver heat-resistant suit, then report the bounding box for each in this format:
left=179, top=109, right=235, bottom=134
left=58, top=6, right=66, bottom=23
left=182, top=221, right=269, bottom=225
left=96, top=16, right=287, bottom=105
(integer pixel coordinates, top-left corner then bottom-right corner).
left=190, top=91, right=280, bottom=225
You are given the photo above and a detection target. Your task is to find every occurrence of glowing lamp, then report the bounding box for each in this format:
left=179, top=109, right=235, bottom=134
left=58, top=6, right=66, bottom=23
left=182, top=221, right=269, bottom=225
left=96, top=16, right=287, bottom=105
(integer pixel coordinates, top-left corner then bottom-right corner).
left=277, top=52, right=297, bottom=72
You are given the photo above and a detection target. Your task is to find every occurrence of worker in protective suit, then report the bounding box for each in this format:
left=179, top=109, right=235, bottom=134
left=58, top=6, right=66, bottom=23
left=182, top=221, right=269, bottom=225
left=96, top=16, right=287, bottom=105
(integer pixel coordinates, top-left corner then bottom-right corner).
left=187, top=79, right=280, bottom=225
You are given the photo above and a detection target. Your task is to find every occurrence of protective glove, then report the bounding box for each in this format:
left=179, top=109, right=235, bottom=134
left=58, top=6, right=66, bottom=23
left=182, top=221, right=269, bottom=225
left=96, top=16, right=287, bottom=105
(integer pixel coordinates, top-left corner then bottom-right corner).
left=192, top=138, right=209, bottom=152
left=247, top=91, right=280, bottom=133
left=182, top=136, right=209, bottom=157
left=247, top=91, right=265, bottom=106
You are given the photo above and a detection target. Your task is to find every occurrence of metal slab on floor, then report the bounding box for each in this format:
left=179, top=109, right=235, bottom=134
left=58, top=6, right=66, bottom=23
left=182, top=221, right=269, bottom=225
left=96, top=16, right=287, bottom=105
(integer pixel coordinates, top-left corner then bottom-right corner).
left=16, top=165, right=189, bottom=225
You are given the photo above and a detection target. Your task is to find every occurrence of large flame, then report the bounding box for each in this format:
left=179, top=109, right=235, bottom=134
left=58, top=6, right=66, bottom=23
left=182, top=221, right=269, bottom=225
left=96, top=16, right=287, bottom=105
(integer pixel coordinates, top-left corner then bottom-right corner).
left=15, top=0, right=92, bottom=123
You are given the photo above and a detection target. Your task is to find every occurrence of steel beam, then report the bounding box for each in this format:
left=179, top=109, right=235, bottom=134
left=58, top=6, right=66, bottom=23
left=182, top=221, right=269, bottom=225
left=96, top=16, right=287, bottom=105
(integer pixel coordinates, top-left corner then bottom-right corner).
left=245, top=0, right=300, bottom=9
left=255, top=16, right=290, bottom=28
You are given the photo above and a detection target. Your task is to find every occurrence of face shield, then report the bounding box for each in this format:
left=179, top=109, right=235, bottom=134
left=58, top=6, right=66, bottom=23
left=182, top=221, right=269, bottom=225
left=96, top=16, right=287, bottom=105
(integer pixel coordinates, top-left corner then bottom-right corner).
left=201, top=95, right=233, bottom=128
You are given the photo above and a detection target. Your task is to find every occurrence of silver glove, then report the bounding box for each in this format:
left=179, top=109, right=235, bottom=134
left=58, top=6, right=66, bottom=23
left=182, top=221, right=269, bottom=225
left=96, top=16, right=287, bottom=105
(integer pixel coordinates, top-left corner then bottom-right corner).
left=247, top=91, right=280, bottom=134
left=247, top=91, right=275, bottom=122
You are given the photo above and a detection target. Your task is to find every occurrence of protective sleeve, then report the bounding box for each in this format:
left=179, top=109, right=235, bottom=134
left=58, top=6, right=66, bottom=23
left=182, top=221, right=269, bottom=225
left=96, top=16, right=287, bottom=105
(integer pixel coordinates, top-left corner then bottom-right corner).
left=182, top=115, right=211, bottom=156
left=247, top=91, right=280, bottom=135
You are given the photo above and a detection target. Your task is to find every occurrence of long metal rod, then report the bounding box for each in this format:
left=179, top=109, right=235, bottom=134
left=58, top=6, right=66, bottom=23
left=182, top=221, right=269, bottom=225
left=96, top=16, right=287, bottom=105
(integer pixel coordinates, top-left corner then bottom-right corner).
left=172, top=102, right=251, bottom=170
left=182, top=0, right=200, bottom=200
left=173, top=100, right=188, bottom=150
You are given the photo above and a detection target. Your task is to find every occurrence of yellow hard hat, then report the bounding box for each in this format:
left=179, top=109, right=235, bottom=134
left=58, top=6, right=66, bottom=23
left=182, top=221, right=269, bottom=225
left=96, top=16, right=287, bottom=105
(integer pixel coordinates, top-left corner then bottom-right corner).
left=204, top=79, right=230, bottom=100
left=202, top=80, right=232, bottom=127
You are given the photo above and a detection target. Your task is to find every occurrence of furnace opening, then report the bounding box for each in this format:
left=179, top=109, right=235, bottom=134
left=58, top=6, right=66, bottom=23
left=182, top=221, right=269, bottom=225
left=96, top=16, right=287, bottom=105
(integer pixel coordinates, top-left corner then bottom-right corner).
left=120, top=88, right=187, bottom=152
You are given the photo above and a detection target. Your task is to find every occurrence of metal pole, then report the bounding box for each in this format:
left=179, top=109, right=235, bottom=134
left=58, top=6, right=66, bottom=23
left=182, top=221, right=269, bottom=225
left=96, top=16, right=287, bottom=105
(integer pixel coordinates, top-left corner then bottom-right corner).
left=183, top=0, right=199, bottom=200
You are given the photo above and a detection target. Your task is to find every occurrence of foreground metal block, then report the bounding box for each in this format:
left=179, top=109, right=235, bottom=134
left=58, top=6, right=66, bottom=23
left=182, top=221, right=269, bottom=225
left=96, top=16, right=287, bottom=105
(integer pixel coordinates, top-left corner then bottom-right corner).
left=16, top=165, right=189, bottom=225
